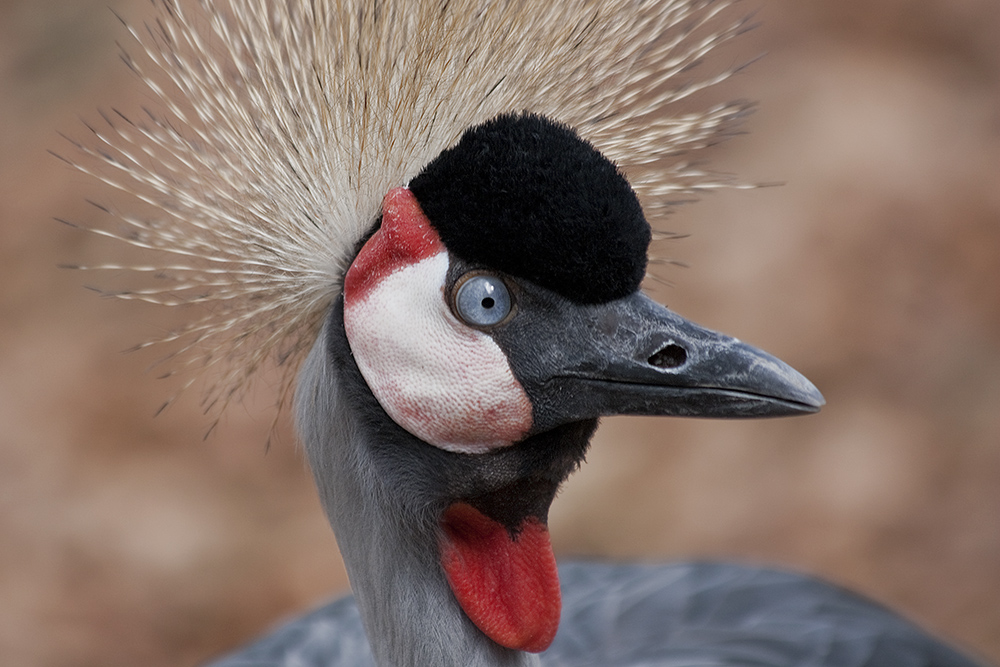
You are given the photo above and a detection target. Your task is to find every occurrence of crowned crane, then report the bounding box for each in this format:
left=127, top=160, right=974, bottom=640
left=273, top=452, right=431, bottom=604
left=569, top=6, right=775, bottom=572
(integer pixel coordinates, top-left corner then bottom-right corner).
left=68, top=1, right=990, bottom=666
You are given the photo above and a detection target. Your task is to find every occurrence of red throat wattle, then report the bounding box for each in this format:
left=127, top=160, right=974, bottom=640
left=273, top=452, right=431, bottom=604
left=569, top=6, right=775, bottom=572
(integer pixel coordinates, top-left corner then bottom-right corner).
left=439, top=503, right=561, bottom=653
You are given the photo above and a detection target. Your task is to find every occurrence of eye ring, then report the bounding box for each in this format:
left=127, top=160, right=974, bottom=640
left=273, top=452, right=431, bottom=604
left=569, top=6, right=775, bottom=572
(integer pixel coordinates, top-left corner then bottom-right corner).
left=451, top=273, right=515, bottom=328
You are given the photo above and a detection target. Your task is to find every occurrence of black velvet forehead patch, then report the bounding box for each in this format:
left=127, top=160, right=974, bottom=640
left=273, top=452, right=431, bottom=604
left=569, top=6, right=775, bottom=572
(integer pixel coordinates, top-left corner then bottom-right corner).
left=408, top=113, right=650, bottom=304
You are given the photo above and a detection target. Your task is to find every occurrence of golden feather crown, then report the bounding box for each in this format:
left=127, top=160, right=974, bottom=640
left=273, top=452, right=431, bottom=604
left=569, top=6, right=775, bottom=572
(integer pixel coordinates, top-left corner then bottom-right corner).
left=65, top=0, right=752, bottom=417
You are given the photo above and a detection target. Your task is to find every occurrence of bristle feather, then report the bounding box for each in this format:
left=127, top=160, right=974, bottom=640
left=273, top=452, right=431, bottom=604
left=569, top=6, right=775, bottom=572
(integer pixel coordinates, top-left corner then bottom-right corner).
left=65, top=0, right=753, bottom=417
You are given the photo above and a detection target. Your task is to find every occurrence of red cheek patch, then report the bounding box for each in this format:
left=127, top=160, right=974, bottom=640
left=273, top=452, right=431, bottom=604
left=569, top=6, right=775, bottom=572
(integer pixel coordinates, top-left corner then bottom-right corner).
left=345, top=187, right=444, bottom=303
left=439, top=503, right=561, bottom=653
left=341, top=187, right=533, bottom=452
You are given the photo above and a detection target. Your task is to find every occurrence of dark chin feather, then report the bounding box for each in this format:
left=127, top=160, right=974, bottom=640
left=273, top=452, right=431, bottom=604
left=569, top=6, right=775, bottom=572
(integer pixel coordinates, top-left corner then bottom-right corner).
left=326, top=294, right=596, bottom=532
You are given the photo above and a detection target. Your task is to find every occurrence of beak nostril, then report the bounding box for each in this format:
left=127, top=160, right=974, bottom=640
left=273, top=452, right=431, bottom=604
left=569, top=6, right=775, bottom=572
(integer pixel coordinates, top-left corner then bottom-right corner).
left=648, top=344, right=687, bottom=369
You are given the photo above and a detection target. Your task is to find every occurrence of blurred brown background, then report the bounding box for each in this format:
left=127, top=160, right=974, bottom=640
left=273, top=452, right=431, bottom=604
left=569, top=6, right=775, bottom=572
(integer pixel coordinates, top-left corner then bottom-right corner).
left=1, top=1, right=998, bottom=665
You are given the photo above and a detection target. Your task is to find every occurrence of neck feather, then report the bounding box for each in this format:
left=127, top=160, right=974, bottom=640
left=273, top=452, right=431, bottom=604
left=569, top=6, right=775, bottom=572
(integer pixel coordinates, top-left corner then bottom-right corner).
left=296, top=311, right=542, bottom=667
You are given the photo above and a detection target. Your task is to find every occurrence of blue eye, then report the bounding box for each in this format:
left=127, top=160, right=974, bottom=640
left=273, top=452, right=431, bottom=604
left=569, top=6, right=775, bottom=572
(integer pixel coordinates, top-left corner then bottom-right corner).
left=455, top=275, right=512, bottom=327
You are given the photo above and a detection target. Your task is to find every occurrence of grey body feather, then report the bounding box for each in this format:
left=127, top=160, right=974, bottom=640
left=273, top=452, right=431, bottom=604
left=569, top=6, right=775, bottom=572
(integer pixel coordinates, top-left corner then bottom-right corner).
left=212, top=312, right=985, bottom=667
left=207, top=561, right=984, bottom=667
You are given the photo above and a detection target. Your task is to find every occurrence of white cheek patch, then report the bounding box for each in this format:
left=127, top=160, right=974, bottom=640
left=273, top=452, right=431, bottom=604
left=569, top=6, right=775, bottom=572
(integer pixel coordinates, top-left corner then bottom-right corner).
left=343, top=251, right=533, bottom=453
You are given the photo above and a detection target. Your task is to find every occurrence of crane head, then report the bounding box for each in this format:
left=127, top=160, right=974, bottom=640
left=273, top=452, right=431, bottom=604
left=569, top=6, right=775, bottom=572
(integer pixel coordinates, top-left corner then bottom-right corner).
left=337, top=112, right=824, bottom=653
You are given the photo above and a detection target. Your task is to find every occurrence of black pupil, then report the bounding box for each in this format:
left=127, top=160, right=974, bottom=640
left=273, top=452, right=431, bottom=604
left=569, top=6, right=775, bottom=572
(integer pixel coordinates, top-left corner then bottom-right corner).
left=481, top=297, right=495, bottom=309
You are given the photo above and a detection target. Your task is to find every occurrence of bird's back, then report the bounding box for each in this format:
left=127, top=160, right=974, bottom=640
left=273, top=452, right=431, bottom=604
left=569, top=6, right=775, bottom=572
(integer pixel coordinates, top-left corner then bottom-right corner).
left=207, top=562, right=985, bottom=667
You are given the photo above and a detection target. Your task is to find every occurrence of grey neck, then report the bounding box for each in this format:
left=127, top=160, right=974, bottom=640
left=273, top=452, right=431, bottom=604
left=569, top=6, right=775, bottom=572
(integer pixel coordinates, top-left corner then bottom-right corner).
left=296, top=318, right=541, bottom=667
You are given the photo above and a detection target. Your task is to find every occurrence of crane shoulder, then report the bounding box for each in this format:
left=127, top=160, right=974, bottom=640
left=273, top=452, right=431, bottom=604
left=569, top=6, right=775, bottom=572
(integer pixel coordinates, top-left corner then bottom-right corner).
left=205, top=561, right=989, bottom=667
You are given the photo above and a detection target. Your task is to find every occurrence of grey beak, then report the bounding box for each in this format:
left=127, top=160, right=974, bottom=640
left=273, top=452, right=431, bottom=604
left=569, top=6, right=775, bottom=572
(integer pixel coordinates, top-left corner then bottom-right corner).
left=492, top=290, right=824, bottom=434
